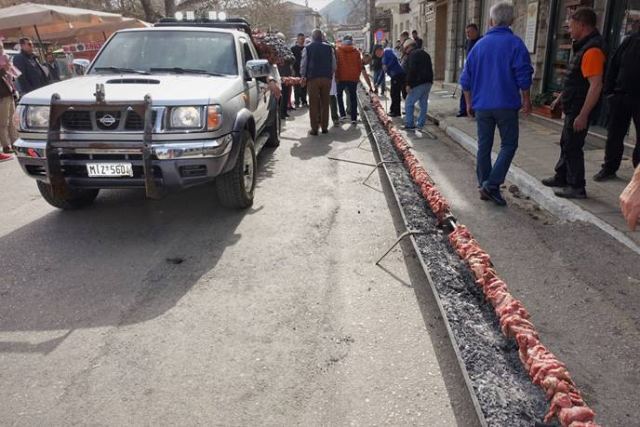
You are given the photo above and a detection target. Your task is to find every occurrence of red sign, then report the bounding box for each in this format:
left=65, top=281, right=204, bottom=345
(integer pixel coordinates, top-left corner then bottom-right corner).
left=62, top=42, right=103, bottom=53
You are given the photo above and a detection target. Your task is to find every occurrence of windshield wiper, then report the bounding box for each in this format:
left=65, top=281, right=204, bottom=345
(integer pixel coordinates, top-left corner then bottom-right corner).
left=94, top=66, right=150, bottom=75
left=149, top=67, right=226, bottom=77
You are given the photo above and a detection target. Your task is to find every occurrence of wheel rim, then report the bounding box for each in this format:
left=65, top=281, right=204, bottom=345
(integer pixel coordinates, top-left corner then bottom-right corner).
left=243, top=144, right=254, bottom=193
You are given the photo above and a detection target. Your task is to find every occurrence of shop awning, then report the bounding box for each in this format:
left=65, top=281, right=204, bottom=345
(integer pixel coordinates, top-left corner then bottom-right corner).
left=42, top=18, right=150, bottom=43
left=0, top=2, right=125, bottom=41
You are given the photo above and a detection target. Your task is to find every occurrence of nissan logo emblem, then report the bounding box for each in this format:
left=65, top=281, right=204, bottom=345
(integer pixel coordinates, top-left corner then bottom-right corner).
left=99, top=114, right=117, bottom=127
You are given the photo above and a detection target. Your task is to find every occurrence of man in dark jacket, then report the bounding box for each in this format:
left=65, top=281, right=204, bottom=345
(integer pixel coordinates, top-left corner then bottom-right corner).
left=13, top=38, right=49, bottom=95
left=291, top=33, right=307, bottom=107
left=403, top=39, right=433, bottom=130
left=300, top=29, right=336, bottom=135
left=45, top=52, right=61, bottom=82
left=411, top=30, right=423, bottom=49
left=371, top=43, right=386, bottom=95
left=458, top=23, right=482, bottom=117
left=542, top=8, right=606, bottom=199
left=278, top=58, right=293, bottom=119
left=593, top=27, right=640, bottom=181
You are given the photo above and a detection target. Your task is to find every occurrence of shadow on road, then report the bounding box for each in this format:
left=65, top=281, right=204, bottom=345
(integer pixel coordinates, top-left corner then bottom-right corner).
left=289, top=126, right=363, bottom=161
left=0, top=148, right=278, bottom=353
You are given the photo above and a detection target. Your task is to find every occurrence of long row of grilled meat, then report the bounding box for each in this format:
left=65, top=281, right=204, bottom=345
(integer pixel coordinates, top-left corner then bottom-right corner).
left=367, top=93, right=599, bottom=427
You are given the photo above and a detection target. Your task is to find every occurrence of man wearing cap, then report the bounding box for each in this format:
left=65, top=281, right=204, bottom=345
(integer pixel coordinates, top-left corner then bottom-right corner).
left=403, top=39, right=433, bottom=130
left=301, top=29, right=336, bottom=135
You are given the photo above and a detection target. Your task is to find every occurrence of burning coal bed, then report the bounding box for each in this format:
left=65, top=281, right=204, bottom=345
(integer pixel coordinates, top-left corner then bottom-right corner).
left=359, top=93, right=550, bottom=426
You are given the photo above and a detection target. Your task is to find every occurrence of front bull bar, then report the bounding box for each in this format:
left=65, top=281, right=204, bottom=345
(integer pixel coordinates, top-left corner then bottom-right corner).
left=46, top=92, right=161, bottom=199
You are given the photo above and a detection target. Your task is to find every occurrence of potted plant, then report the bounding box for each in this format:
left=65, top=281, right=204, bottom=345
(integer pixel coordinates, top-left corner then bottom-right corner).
left=532, top=92, right=562, bottom=119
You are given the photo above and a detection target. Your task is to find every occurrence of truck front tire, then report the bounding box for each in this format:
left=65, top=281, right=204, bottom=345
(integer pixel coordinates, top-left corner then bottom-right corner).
left=216, top=131, right=256, bottom=209
left=37, top=181, right=99, bottom=210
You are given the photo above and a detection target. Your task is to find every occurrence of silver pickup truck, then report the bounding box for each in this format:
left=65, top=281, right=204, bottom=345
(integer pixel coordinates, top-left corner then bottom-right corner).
left=14, top=18, right=280, bottom=209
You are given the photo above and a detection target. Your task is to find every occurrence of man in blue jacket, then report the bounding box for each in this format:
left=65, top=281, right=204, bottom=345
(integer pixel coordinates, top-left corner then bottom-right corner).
left=460, top=2, right=533, bottom=206
left=375, top=45, right=405, bottom=117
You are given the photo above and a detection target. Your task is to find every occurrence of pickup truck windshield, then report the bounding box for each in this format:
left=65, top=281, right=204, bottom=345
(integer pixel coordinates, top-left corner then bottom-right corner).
left=91, top=30, right=237, bottom=76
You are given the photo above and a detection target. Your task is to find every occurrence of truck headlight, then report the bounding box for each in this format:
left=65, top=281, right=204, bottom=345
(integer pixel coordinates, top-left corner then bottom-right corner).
left=170, top=106, right=202, bottom=129
left=25, top=106, right=50, bottom=130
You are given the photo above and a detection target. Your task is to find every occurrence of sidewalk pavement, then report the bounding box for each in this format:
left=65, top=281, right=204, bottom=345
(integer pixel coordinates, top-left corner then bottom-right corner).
left=422, top=83, right=640, bottom=253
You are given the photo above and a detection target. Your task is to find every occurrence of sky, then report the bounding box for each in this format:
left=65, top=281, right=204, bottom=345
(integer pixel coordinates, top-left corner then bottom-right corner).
left=289, top=0, right=334, bottom=12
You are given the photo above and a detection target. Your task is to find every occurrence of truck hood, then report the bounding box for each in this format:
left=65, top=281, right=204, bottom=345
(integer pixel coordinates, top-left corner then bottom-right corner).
left=21, top=74, right=242, bottom=106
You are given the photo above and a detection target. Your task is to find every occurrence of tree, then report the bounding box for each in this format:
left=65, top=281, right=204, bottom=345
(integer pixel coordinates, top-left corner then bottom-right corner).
left=0, top=0, right=293, bottom=37
left=346, top=0, right=367, bottom=25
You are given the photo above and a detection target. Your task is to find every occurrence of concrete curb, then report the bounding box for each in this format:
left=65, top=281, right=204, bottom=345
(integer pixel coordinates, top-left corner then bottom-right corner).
left=429, top=114, right=640, bottom=256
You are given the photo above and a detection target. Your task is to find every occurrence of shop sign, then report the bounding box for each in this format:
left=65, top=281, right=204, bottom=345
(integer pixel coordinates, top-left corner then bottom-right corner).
left=525, top=2, right=539, bottom=53
left=62, top=42, right=103, bottom=53
left=426, top=4, right=435, bottom=23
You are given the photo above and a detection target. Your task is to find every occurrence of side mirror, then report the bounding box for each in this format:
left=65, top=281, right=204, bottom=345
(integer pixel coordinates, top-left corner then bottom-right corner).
left=245, top=59, right=271, bottom=79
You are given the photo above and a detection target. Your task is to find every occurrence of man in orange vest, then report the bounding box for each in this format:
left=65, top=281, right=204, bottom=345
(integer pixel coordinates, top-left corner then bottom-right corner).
left=335, top=35, right=372, bottom=124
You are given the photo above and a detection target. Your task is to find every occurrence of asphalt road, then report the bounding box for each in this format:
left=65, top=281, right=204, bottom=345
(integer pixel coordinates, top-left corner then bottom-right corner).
left=0, top=110, right=479, bottom=426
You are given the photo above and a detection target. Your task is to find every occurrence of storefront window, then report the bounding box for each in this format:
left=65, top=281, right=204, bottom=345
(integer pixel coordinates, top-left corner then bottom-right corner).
left=545, top=0, right=594, bottom=92
left=620, top=0, right=640, bottom=39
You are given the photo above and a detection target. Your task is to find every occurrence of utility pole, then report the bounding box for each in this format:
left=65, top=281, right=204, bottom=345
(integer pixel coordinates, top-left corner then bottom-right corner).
left=369, top=0, right=375, bottom=50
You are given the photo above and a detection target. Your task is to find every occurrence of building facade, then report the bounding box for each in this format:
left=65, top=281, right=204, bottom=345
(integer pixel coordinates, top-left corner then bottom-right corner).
left=284, top=1, right=323, bottom=39
left=334, top=24, right=369, bottom=50
left=376, top=0, right=640, bottom=97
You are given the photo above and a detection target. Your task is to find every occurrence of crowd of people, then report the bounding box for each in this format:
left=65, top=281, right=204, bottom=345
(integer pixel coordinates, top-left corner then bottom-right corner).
left=0, top=37, right=60, bottom=162
left=0, top=12, right=638, bottom=231
left=290, top=28, right=432, bottom=136
left=459, top=1, right=639, bottom=230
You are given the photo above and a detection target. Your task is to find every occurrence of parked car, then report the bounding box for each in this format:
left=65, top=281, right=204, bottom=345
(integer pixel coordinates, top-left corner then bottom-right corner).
left=13, top=18, right=280, bottom=209
left=71, top=58, right=90, bottom=76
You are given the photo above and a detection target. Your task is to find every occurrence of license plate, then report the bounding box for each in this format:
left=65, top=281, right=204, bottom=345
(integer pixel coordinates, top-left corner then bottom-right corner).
left=86, top=162, right=134, bottom=177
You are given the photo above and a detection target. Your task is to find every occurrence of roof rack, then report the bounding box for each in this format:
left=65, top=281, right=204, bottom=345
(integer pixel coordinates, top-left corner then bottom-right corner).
left=154, top=18, right=252, bottom=36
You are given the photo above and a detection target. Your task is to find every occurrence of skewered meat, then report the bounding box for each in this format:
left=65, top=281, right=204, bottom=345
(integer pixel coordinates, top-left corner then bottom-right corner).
left=281, top=77, right=302, bottom=86
left=559, top=406, right=596, bottom=425
left=366, top=91, right=599, bottom=427
left=541, top=377, right=572, bottom=399
left=544, top=392, right=573, bottom=423
left=568, top=421, right=600, bottom=427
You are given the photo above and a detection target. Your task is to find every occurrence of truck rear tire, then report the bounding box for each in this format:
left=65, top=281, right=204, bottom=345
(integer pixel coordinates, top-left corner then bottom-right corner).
left=37, top=181, right=99, bottom=210
left=216, top=131, right=256, bottom=209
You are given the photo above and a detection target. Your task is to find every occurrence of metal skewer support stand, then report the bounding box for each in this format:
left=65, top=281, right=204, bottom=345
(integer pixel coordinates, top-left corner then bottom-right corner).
left=375, top=229, right=426, bottom=265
